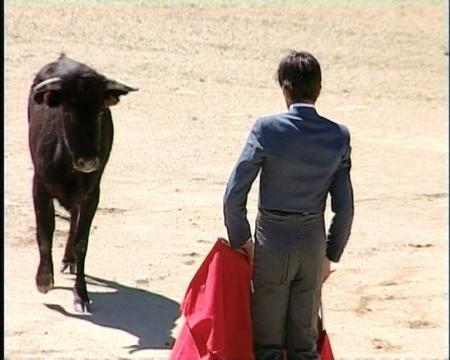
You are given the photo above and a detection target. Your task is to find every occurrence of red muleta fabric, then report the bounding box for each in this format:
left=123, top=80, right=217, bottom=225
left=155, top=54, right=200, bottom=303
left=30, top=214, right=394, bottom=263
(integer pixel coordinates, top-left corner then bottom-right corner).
left=317, top=316, right=334, bottom=360
left=171, top=239, right=254, bottom=360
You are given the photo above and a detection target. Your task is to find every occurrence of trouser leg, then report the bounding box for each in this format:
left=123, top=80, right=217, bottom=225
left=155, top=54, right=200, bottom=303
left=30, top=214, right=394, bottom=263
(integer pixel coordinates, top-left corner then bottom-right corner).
left=252, top=244, right=290, bottom=360
left=286, top=233, right=325, bottom=360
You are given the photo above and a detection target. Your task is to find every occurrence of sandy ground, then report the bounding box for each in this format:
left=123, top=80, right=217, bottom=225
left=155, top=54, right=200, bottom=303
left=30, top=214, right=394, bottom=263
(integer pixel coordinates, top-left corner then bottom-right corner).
left=4, top=0, right=448, bottom=359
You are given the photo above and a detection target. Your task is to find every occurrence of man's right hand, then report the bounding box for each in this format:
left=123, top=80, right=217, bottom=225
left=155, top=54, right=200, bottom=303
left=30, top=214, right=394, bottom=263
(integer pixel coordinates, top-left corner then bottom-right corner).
left=322, top=257, right=336, bottom=283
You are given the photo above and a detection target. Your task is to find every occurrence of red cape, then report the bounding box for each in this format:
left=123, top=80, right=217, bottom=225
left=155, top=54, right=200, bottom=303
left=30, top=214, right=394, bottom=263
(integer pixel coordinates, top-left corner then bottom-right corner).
left=171, top=240, right=253, bottom=360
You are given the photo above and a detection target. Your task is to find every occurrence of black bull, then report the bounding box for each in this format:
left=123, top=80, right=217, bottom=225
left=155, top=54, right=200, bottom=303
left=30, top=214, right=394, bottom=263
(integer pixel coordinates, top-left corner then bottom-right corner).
left=28, top=54, right=138, bottom=312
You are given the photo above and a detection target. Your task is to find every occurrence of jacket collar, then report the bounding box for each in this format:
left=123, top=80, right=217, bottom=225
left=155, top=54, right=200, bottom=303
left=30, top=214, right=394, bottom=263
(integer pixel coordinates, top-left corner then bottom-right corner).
left=289, top=102, right=315, bottom=110
left=288, top=103, right=318, bottom=116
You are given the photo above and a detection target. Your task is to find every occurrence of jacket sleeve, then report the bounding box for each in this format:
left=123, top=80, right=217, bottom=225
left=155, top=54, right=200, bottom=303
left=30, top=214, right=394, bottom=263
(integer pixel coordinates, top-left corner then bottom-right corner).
left=326, top=127, right=354, bottom=262
left=223, top=119, right=264, bottom=249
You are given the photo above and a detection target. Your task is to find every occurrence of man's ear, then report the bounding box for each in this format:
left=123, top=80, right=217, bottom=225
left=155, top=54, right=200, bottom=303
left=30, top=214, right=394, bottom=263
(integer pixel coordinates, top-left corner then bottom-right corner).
left=312, top=84, right=321, bottom=102
left=282, top=87, right=293, bottom=108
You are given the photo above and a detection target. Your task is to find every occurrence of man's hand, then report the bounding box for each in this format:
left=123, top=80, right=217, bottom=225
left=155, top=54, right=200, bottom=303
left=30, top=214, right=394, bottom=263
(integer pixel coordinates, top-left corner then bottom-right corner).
left=322, top=257, right=336, bottom=283
left=242, top=240, right=254, bottom=265
left=219, top=237, right=254, bottom=265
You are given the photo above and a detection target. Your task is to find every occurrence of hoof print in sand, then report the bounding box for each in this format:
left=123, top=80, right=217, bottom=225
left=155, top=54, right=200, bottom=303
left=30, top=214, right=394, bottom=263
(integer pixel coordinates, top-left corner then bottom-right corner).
left=407, top=243, right=433, bottom=249
left=356, top=295, right=373, bottom=315
left=408, top=320, right=437, bottom=329
left=371, top=338, right=401, bottom=351
left=135, top=278, right=150, bottom=287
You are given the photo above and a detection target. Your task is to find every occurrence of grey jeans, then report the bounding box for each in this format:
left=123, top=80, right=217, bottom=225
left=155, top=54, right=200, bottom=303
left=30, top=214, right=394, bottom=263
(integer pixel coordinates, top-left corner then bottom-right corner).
left=252, top=209, right=326, bottom=360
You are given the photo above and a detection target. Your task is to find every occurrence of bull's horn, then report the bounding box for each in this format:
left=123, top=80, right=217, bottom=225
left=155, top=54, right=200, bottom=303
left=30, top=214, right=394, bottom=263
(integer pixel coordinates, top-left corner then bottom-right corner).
left=105, top=78, right=139, bottom=92
left=33, top=77, right=62, bottom=92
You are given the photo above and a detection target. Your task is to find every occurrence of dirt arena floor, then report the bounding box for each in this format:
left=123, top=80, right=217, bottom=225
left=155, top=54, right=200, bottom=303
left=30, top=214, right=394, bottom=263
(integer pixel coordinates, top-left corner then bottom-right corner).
left=4, top=0, right=448, bottom=359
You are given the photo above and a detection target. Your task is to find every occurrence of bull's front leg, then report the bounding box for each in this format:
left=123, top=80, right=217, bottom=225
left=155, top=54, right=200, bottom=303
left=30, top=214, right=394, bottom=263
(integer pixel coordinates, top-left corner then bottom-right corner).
left=33, top=176, right=55, bottom=293
left=72, top=187, right=99, bottom=313
left=60, top=207, right=80, bottom=274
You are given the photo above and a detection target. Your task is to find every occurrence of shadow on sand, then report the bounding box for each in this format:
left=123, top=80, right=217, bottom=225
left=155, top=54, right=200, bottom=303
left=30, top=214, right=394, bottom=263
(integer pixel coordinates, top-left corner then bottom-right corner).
left=44, top=275, right=180, bottom=353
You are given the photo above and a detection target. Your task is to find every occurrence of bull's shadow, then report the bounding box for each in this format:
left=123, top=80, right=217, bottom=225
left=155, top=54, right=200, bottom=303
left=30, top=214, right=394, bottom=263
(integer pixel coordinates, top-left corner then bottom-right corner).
left=44, top=275, right=180, bottom=353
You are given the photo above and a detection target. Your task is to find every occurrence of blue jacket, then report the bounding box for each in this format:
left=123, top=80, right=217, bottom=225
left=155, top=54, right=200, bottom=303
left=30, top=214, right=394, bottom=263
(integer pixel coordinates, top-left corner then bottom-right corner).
left=223, top=104, right=354, bottom=262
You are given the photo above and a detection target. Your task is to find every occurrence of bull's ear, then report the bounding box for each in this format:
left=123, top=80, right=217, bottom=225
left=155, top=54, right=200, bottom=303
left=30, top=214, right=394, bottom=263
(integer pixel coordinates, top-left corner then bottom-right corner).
left=103, top=78, right=137, bottom=106
left=33, top=92, right=45, bottom=104
left=104, top=92, right=120, bottom=107
left=34, top=91, right=61, bottom=107
left=33, top=77, right=62, bottom=107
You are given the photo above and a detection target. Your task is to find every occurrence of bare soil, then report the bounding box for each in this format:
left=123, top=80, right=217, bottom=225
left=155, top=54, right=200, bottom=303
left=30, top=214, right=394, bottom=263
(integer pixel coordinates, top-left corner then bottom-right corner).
left=5, top=1, right=448, bottom=359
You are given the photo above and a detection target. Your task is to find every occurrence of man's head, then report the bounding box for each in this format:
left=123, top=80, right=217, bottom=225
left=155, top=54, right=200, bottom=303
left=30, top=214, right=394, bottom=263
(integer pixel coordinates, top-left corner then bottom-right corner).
left=277, top=50, right=322, bottom=107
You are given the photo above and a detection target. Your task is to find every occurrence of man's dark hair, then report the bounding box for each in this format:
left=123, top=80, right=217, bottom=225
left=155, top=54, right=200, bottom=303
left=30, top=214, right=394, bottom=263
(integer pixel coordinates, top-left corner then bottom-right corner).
left=277, top=50, right=322, bottom=102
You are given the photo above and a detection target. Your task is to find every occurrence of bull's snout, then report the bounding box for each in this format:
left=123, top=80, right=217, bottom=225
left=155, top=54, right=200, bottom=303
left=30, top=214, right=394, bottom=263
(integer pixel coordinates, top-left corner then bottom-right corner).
left=73, top=157, right=100, bottom=173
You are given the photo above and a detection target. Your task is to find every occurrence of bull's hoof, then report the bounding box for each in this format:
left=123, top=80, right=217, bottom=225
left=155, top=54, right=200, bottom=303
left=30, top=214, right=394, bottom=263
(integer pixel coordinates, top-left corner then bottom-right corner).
left=74, top=299, right=92, bottom=313
left=73, top=285, right=91, bottom=313
left=60, top=261, right=76, bottom=274
left=36, top=272, right=54, bottom=294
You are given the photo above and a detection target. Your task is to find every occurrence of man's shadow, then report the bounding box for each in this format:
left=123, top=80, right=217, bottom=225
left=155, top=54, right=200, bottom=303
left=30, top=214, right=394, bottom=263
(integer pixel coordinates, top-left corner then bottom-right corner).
left=44, top=275, right=181, bottom=353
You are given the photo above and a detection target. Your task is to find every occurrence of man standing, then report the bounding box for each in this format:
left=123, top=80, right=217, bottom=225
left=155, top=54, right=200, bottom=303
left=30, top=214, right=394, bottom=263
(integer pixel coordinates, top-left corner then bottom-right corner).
left=223, top=50, right=354, bottom=359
